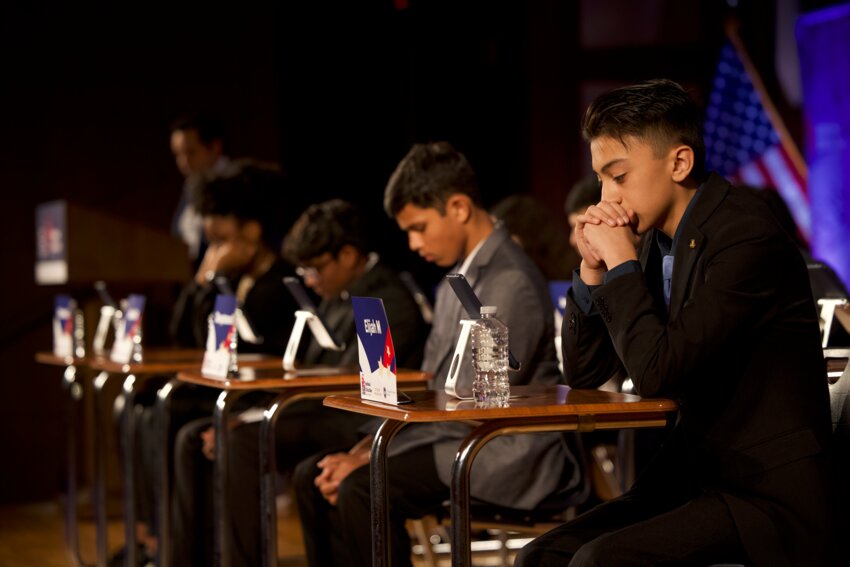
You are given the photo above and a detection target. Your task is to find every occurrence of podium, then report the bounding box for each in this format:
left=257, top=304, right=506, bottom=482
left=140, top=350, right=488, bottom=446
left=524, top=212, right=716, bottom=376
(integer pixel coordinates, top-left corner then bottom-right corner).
left=35, top=200, right=190, bottom=285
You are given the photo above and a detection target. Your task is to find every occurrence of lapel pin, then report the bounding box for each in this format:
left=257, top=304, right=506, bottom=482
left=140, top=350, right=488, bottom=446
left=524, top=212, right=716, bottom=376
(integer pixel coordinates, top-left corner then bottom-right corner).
left=688, top=239, right=696, bottom=249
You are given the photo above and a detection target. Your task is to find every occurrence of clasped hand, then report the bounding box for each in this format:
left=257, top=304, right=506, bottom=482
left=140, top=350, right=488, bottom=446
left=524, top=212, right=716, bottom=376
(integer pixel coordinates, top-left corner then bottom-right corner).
left=314, top=443, right=371, bottom=505
left=194, top=239, right=257, bottom=286
left=576, top=201, right=639, bottom=281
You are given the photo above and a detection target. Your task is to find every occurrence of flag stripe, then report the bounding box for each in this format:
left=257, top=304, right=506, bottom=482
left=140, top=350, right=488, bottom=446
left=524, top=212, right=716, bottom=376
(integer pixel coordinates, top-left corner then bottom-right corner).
left=739, top=161, right=767, bottom=187
left=778, top=144, right=807, bottom=195
left=761, top=147, right=812, bottom=238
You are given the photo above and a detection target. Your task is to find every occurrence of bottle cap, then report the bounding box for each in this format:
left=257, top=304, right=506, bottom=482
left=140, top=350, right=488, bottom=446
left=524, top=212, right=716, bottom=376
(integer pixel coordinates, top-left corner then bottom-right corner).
left=480, top=305, right=498, bottom=315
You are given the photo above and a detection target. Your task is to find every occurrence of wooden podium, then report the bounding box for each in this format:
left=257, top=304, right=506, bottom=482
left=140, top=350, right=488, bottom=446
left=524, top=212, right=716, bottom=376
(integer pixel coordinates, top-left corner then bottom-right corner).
left=35, top=199, right=190, bottom=285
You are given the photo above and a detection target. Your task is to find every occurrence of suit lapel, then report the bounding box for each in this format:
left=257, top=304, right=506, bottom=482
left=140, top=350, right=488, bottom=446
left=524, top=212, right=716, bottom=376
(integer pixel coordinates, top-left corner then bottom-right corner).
left=668, top=225, right=704, bottom=320
left=428, top=227, right=508, bottom=377
left=463, top=226, right=507, bottom=291
left=667, top=173, right=729, bottom=320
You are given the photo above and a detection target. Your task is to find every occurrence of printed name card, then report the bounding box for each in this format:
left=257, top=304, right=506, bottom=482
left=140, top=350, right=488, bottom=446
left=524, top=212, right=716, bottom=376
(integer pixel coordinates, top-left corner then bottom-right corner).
left=201, top=294, right=238, bottom=379
left=35, top=201, right=68, bottom=285
left=53, top=294, right=74, bottom=358
left=352, top=296, right=398, bottom=404
left=110, top=294, right=146, bottom=364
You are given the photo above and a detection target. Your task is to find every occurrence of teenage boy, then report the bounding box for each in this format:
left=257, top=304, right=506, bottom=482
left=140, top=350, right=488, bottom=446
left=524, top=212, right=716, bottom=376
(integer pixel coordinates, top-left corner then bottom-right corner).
left=515, top=79, right=840, bottom=566
left=172, top=199, right=429, bottom=566
left=124, top=161, right=297, bottom=565
left=293, top=142, right=579, bottom=567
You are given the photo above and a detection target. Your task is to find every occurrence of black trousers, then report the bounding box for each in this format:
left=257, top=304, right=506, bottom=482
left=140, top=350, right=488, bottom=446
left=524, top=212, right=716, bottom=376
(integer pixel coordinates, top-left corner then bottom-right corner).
left=514, top=490, right=749, bottom=567
left=294, top=443, right=449, bottom=567
left=170, top=400, right=371, bottom=567
left=171, top=417, right=216, bottom=566
left=129, top=383, right=219, bottom=531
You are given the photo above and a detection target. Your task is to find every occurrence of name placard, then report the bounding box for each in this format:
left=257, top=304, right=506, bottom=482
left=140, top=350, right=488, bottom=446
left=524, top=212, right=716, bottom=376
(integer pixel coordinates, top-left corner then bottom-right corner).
left=352, top=296, right=398, bottom=404
left=110, top=294, right=146, bottom=363
left=201, top=294, right=238, bottom=379
left=52, top=294, right=74, bottom=358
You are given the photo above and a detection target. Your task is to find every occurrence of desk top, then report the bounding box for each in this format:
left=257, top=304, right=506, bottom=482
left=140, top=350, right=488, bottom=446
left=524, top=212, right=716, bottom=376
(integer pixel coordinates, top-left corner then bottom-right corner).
left=323, top=385, right=678, bottom=425
left=177, top=368, right=431, bottom=391
left=35, top=352, right=87, bottom=367
left=35, top=348, right=202, bottom=369
left=36, top=349, right=286, bottom=374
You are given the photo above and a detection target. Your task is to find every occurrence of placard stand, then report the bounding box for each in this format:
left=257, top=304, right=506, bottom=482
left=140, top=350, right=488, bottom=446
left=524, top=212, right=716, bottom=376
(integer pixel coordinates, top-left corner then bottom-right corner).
left=92, top=305, right=117, bottom=356
left=444, top=319, right=476, bottom=400
left=282, top=310, right=345, bottom=372
left=819, top=298, right=849, bottom=348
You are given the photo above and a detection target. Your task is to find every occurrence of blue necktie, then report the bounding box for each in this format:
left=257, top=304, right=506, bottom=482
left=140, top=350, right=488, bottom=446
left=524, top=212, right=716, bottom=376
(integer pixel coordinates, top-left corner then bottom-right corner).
left=662, top=254, right=674, bottom=307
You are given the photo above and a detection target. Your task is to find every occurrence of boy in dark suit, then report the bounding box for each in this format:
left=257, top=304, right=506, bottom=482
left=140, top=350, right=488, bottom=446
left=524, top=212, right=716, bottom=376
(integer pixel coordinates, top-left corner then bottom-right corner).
left=516, top=79, right=840, bottom=566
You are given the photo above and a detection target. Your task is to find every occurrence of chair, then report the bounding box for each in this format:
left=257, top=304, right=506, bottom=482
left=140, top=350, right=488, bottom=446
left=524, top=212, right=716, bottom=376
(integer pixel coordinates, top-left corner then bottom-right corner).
left=411, top=432, right=592, bottom=567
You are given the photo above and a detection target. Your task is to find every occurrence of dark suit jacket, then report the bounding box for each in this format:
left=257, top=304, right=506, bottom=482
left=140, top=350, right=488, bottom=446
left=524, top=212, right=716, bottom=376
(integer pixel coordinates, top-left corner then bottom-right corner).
left=563, top=173, right=840, bottom=565
left=303, top=260, right=428, bottom=368
left=388, top=226, right=577, bottom=510
left=169, top=259, right=297, bottom=355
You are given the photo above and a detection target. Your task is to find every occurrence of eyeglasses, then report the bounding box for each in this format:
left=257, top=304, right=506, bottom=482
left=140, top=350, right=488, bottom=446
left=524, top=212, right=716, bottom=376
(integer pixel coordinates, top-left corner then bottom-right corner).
left=295, top=266, right=319, bottom=279
left=295, top=255, right=335, bottom=280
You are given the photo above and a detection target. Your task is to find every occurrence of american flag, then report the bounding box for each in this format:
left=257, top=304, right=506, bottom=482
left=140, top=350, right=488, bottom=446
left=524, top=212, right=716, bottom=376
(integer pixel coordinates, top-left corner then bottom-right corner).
left=704, top=41, right=810, bottom=240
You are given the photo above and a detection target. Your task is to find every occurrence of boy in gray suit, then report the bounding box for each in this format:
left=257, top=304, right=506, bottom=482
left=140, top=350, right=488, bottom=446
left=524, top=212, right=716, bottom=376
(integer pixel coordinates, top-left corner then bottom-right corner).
left=293, top=141, right=579, bottom=567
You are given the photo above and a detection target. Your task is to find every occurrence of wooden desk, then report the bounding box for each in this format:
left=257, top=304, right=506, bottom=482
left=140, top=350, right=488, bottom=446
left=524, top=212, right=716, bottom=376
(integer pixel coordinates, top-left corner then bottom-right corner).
left=324, top=385, right=678, bottom=567
left=79, top=349, right=205, bottom=567
left=173, top=368, right=430, bottom=567
left=83, top=350, right=283, bottom=567
left=37, top=350, right=213, bottom=567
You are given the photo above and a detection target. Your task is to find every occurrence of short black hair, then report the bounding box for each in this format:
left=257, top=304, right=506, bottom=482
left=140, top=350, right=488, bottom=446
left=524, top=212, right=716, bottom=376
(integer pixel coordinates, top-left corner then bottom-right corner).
left=197, top=159, right=284, bottom=249
left=564, top=174, right=602, bottom=216
left=383, top=141, right=482, bottom=217
left=170, top=112, right=227, bottom=148
left=282, top=199, right=369, bottom=265
left=582, top=79, right=705, bottom=181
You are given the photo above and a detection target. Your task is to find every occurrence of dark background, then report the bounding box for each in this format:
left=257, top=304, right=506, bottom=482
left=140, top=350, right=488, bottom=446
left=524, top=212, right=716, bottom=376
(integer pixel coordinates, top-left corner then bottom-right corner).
left=0, top=0, right=839, bottom=504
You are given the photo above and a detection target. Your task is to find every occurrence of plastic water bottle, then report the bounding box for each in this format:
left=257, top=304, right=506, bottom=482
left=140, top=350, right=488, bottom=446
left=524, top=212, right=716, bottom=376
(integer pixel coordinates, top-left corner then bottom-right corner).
left=72, top=307, right=86, bottom=359
left=227, top=317, right=239, bottom=375
left=471, top=305, right=510, bottom=407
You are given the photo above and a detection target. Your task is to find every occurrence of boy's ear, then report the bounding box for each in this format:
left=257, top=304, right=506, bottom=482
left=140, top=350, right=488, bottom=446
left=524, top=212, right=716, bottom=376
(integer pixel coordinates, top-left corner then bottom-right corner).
left=337, top=244, right=359, bottom=269
left=445, top=194, right=472, bottom=224
left=670, top=145, right=695, bottom=183
left=241, top=219, right=263, bottom=244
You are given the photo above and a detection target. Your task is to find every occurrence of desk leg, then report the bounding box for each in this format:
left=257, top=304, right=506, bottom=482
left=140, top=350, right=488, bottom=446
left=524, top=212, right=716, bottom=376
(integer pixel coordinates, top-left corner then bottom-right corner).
left=62, top=364, right=94, bottom=567
left=261, top=390, right=332, bottom=567
left=449, top=418, right=593, bottom=567
left=155, top=379, right=187, bottom=567
left=91, top=371, right=110, bottom=567
left=370, top=419, right=407, bottom=567
left=617, top=429, right=636, bottom=493
left=450, top=421, right=515, bottom=567
left=260, top=392, right=298, bottom=567
left=121, top=374, right=139, bottom=567
left=213, top=389, right=249, bottom=567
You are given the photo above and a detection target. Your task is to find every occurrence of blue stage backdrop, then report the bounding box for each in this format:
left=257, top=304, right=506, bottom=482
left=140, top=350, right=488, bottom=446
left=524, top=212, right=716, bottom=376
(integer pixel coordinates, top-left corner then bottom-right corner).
left=797, top=3, right=850, bottom=292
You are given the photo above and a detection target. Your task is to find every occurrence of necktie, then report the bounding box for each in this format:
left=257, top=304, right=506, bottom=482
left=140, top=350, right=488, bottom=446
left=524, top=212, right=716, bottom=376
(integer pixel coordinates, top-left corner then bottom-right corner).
left=662, top=254, right=674, bottom=307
